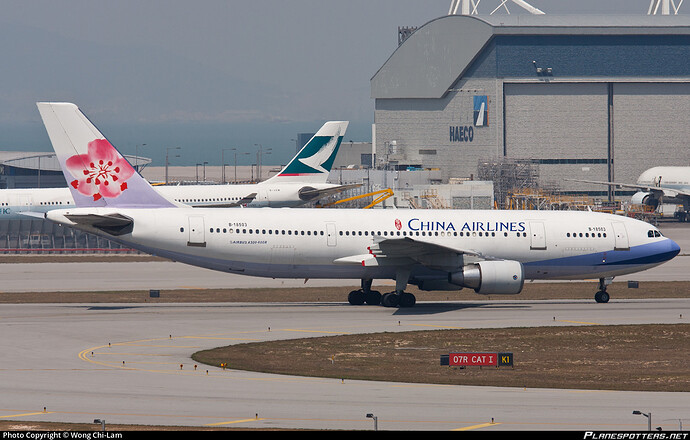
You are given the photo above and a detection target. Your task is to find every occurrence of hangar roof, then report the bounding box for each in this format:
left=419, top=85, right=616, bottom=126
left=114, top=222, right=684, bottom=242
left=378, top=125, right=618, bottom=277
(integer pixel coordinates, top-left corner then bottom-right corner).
left=371, top=14, right=690, bottom=99
left=0, top=151, right=150, bottom=172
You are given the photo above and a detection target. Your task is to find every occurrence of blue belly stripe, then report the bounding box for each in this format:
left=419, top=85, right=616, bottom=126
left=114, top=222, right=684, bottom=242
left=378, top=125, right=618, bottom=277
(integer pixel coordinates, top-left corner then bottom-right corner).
left=524, top=239, right=680, bottom=269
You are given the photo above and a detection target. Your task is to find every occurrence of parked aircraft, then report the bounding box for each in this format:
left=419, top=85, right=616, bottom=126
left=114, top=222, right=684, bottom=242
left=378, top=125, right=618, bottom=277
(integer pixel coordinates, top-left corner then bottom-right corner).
left=35, top=102, right=680, bottom=306
left=568, top=166, right=690, bottom=220
left=0, top=104, right=356, bottom=220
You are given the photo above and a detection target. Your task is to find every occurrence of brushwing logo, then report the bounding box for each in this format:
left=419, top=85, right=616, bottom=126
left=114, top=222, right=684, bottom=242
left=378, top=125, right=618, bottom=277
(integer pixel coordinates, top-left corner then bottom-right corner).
left=473, top=95, right=488, bottom=127
left=279, top=127, right=343, bottom=176
left=297, top=126, right=342, bottom=173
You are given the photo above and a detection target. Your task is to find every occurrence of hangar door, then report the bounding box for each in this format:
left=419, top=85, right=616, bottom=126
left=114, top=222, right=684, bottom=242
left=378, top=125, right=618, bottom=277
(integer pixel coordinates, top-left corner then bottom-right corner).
left=612, top=83, right=690, bottom=185
left=504, top=83, right=610, bottom=189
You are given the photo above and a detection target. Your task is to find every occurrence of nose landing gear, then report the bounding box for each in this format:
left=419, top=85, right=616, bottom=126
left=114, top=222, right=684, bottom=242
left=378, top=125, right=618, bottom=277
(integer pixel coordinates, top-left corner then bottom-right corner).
left=594, top=277, right=611, bottom=303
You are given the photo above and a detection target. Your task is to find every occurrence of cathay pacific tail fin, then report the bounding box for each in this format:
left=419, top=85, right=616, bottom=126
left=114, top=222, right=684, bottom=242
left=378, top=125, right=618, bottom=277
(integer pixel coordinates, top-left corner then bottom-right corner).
left=265, top=121, right=348, bottom=184
left=37, top=102, right=176, bottom=209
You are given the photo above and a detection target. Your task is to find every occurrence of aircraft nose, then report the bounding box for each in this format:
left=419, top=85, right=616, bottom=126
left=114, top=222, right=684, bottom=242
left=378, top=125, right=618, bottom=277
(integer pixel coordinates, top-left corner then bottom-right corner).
left=661, top=238, right=681, bottom=262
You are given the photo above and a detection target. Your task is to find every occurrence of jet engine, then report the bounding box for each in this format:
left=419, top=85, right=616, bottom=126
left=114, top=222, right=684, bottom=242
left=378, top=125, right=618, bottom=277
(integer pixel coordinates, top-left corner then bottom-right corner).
left=298, top=186, right=319, bottom=201
left=448, top=260, right=524, bottom=294
left=630, top=191, right=659, bottom=209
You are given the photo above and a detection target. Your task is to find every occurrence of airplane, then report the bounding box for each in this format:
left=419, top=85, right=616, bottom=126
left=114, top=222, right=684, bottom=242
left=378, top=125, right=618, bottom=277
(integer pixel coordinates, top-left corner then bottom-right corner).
left=35, top=101, right=680, bottom=307
left=0, top=103, right=357, bottom=220
left=567, top=166, right=690, bottom=221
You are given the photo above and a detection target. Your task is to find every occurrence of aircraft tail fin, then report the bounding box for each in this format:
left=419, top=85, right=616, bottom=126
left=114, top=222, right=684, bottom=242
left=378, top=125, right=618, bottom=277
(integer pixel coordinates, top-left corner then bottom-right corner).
left=266, top=121, right=348, bottom=184
left=37, top=102, right=176, bottom=209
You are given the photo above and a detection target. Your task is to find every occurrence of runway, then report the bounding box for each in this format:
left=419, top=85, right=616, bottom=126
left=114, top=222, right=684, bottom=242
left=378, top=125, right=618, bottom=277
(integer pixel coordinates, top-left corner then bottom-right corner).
left=0, top=299, right=688, bottom=431
left=0, top=224, right=688, bottom=431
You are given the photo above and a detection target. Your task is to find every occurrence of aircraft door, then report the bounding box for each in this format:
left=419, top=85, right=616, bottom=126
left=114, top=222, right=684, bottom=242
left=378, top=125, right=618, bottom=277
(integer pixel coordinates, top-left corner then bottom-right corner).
left=529, top=222, right=546, bottom=250
left=611, top=221, right=630, bottom=251
left=326, top=222, right=337, bottom=247
left=187, top=216, right=206, bottom=247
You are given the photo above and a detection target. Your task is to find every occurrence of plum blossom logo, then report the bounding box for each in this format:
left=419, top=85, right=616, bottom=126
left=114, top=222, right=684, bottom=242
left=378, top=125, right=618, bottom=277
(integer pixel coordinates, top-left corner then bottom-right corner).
left=65, top=139, right=135, bottom=201
left=394, top=219, right=402, bottom=230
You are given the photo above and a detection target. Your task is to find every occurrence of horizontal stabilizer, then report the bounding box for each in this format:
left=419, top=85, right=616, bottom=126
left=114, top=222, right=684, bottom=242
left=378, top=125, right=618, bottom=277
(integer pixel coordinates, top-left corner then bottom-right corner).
left=64, top=213, right=133, bottom=236
left=18, top=211, right=46, bottom=219
left=298, top=184, right=362, bottom=201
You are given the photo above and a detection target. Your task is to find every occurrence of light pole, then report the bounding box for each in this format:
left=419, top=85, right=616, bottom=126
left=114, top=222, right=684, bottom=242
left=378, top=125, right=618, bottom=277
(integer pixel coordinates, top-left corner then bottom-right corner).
left=221, top=148, right=235, bottom=184
left=94, top=419, right=106, bottom=432
left=633, top=410, right=652, bottom=431
left=366, top=413, right=378, bottom=431
left=203, top=161, right=208, bottom=182
left=165, top=146, right=181, bottom=184
left=254, top=144, right=272, bottom=182
left=135, top=143, right=146, bottom=171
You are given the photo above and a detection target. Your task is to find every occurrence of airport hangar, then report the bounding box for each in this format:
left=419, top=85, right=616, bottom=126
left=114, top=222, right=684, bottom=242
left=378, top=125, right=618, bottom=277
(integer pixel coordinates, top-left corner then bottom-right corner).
left=371, top=14, right=690, bottom=206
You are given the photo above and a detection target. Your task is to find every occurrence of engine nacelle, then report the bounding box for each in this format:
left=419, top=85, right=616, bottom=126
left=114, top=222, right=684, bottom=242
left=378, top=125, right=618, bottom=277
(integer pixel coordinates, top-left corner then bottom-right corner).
left=448, top=260, right=524, bottom=295
left=298, top=186, right=319, bottom=201
left=630, top=191, right=659, bottom=209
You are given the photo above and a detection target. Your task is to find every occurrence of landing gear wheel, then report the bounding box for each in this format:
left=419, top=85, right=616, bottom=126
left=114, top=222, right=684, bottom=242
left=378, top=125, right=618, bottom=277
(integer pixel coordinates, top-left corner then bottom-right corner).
left=595, top=278, right=611, bottom=303
left=348, top=290, right=365, bottom=306
left=381, top=292, right=399, bottom=308
left=594, top=290, right=610, bottom=303
left=398, top=292, right=416, bottom=308
left=365, top=290, right=381, bottom=305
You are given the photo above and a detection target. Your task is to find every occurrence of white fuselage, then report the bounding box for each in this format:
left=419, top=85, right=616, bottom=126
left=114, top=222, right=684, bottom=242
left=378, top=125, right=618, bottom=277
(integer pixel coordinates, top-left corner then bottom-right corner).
left=0, top=182, right=340, bottom=220
left=637, top=166, right=690, bottom=192
left=47, top=207, right=680, bottom=285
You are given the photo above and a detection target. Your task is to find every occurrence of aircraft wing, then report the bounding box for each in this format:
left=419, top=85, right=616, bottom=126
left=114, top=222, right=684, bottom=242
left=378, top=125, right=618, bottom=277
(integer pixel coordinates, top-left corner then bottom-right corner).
left=334, top=236, right=487, bottom=270
left=565, top=178, right=690, bottom=199
left=193, top=193, right=257, bottom=208
left=298, top=183, right=362, bottom=201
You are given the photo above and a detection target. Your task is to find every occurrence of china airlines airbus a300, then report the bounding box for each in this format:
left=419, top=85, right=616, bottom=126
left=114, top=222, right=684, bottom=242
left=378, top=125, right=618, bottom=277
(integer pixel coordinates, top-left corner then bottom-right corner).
left=35, top=102, right=680, bottom=307
left=0, top=104, right=355, bottom=220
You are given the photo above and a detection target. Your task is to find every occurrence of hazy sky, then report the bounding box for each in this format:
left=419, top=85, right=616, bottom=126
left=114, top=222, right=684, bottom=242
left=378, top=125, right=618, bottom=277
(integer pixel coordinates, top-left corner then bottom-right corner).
left=0, top=0, right=680, bottom=165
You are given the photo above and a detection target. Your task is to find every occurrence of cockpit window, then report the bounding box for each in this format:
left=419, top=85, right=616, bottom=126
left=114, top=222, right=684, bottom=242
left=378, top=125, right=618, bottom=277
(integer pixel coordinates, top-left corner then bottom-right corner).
left=648, top=230, right=662, bottom=238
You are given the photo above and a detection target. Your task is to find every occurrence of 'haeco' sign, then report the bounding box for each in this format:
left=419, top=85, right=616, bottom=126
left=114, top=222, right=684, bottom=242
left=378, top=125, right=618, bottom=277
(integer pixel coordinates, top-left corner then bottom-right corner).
left=441, top=352, right=513, bottom=367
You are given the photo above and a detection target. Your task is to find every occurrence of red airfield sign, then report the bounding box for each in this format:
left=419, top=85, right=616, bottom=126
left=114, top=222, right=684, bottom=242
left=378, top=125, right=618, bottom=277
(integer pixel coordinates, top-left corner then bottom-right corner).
left=442, top=352, right=513, bottom=367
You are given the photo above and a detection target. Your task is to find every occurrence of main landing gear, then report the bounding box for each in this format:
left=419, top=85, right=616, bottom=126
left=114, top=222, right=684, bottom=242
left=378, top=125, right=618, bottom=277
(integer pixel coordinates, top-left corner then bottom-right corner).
left=381, top=291, right=416, bottom=308
left=594, top=277, right=611, bottom=303
left=349, top=269, right=416, bottom=308
left=348, top=279, right=382, bottom=306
